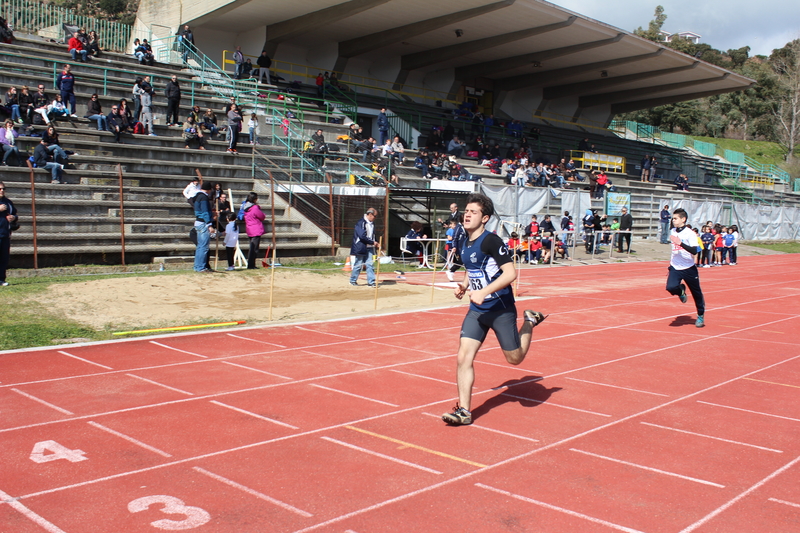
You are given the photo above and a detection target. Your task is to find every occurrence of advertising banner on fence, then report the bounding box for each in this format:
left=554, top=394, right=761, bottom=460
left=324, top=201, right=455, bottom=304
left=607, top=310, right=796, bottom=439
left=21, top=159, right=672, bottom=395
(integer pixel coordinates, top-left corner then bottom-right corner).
left=605, top=192, right=630, bottom=216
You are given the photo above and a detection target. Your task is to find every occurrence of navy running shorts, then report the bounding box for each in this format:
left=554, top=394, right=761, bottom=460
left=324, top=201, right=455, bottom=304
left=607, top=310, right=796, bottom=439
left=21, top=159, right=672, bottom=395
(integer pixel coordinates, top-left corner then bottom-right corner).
left=460, top=306, right=520, bottom=351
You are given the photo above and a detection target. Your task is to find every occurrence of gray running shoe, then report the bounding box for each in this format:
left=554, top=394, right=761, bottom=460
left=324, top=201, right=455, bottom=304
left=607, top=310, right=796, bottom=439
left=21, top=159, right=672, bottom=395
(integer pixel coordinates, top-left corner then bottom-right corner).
left=695, top=315, right=705, bottom=328
left=524, top=310, right=548, bottom=327
left=442, top=405, right=472, bottom=425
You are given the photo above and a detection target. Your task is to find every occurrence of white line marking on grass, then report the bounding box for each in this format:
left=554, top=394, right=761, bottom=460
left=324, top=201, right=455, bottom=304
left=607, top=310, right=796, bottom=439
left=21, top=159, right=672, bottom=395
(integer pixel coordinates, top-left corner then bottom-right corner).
left=125, top=374, right=193, bottom=396
left=570, top=448, right=725, bottom=488
left=475, top=483, right=646, bottom=533
left=0, top=488, right=68, bottom=533
left=320, top=436, right=442, bottom=474
left=192, top=467, right=313, bottom=517
left=57, top=350, right=113, bottom=370
left=390, top=369, right=454, bottom=385
left=696, top=401, right=800, bottom=423
left=209, top=400, right=299, bottom=429
left=640, top=422, right=783, bottom=453
left=501, top=392, right=612, bottom=417
left=227, top=333, right=286, bottom=348
left=220, top=361, right=293, bottom=380
left=566, top=378, right=669, bottom=397
left=10, top=388, right=73, bottom=415
left=768, top=497, right=800, bottom=509
left=678, top=454, right=800, bottom=532
left=310, top=384, right=398, bottom=407
left=301, top=350, right=373, bottom=367
left=149, top=341, right=208, bottom=358
left=421, top=413, right=540, bottom=443
left=87, top=421, right=172, bottom=457
left=295, top=325, right=354, bottom=339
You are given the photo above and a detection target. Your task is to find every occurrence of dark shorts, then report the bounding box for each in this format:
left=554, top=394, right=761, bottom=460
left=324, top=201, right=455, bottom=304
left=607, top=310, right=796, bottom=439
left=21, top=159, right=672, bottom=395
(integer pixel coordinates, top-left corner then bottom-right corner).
left=460, top=306, right=520, bottom=351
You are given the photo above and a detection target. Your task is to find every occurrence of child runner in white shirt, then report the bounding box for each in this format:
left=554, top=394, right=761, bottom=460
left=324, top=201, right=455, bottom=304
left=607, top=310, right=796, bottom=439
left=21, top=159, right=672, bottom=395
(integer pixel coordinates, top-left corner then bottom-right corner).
left=442, top=193, right=546, bottom=425
left=666, top=208, right=706, bottom=327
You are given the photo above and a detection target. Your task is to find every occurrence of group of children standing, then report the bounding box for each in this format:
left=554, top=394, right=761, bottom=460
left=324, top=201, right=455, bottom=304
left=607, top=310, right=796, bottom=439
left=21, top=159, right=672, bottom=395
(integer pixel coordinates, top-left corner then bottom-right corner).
left=696, top=223, right=739, bottom=267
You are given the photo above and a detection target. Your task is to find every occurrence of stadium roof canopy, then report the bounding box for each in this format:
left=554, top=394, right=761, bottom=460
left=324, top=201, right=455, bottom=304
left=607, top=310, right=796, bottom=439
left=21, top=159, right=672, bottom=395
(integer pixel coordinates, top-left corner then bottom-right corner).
left=183, top=0, right=754, bottom=124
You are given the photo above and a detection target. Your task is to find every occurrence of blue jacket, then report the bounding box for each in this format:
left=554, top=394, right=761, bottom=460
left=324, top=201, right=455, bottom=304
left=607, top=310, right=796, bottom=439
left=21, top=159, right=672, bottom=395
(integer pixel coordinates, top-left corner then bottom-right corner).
left=660, top=209, right=670, bottom=223
left=56, top=72, right=75, bottom=93
left=350, top=216, right=375, bottom=256
left=0, top=197, right=16, bottom=238
left=193, top=191, right=212, bottom=224
left=377, top=112, right=389, bottom=132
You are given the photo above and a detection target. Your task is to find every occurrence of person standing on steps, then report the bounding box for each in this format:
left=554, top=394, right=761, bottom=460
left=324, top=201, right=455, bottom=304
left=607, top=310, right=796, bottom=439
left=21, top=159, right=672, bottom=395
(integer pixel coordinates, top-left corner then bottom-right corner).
left=377, top=107, right=389, bottom=146
left=164, top=75, right=181, bottom=127
left=442, top=193, right=547, bottom=426
left=665, top=208, right=706, bottom=328
left=226, top=103, right=242, bottom=154
left=256, top=51, right=272, bottom=85
left=56, top=64, right=77, bottom=117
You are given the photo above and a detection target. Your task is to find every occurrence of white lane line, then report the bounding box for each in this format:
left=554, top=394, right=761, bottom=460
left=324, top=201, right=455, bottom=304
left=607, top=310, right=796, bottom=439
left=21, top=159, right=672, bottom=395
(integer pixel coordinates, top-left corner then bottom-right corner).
left=300, top=350, right=373, bottom=367
left=768, top=497, right=800, bottom=509
left=209, top=401, right=299, bottom=430
left=697, top=401, right=800, bottom=423
left=57, top=350, right=113, bottom=370
left=309, top=384, right=398, bottom=407
left=369, top=341, right=442, bottom=355
left=566, top=377, right=669, bottom=397
left=678, top=454, right=800, bottom=532
left=10, top=388, right=73, bottom=415
left=640, top=422, right=783, bottom=453
left=227, top=333, right=286, bottom=348
left=421, top=413, right=540, bottom=443
left=476, top=359, right=541, bottom=373
left=295, top=325, right=354, bottom=339
left=87, top=421, right=172, bottom=457
left=321, top=436, right=442, bottom=475
left=0, top=488, right=68, bottom=533
left=390, top=369, right=454, bottom=385
left=220, top=361, right=293, bottom=380
left=475, top=483, right=646, bottom=533
left=501, top=392, right=612, bottom=418
left=570, top=448, right=725, bottom=488
left=149, top=341, right=208, bottom=358
left=192, top=467, right=312, bottom=517
left=125, top=374, right=194, bottom=396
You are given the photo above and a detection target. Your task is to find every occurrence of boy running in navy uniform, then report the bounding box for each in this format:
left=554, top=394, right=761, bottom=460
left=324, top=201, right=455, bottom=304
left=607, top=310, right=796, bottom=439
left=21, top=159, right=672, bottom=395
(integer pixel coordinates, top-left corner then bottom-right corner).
left=442, top=193, right=546, bottom=425
left=666, top=208, right=706, bottom=328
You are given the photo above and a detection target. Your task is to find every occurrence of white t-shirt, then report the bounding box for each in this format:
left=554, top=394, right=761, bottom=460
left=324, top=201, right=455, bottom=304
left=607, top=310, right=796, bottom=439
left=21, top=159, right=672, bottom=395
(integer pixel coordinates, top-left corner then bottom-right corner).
left=670, top=226, right=699, bottom=270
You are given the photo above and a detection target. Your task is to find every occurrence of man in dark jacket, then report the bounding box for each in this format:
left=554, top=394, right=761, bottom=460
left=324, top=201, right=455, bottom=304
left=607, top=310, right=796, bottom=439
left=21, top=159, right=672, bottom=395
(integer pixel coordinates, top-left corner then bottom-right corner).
left=0, top=181, right=18, bottom=286
left=106, top=104, right=128, bottom=143
left=56, top=64, right=77, bottom=116
left=256, top=51, right=271, bottom=84
left=179, top=25, right=194, bottom=63
left=377, top=107, right=389, bottom=146
left=659, top=204, right=671, bottom=244
left=192, top=181, right=214, bottom=272
left=30, top=84, right=49, bottom=124
left=34, top=141, right=64, bottom=183
left=165, top=75, right=181, bottom=126
left=540, top=215, right=556, bottom=235
left=349, top=208, right=378, bottom=287
left=618, top=206, right=633, bottom=253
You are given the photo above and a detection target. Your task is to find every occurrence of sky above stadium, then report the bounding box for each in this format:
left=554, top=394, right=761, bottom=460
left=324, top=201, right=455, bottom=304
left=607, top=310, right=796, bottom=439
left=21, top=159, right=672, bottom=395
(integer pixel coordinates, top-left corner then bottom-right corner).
left=554, top=0, right=799, bottom=57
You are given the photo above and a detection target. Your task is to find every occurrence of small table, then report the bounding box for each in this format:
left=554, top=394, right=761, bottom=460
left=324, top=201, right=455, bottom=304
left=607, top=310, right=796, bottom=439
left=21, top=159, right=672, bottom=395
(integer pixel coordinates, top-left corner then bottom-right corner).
left=413, top=238, right=449, bottom=269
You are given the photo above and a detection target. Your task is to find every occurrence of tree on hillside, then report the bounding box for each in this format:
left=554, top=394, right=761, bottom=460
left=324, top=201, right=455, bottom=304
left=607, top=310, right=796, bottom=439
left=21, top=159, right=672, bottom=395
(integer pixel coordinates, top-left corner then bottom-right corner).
left=634, top=5, right=667, bottom=42
left=769, top=39, right=800, bottom=161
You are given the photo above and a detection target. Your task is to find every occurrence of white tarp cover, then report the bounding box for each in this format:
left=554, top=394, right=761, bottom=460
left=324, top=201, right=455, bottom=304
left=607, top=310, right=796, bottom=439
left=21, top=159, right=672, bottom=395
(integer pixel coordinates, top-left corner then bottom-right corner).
left=669, top=199, right=723, bottom=229
left=481, top=184, right=550, bottom=236
left=732, top=203, right=800, bottom=240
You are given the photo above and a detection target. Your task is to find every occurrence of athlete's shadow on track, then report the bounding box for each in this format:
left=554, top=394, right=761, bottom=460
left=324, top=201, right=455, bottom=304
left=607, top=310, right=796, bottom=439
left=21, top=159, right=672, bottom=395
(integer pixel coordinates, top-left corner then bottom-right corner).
left=669, top=315, right=696, bottom=327
left=471, top=376, right=562, bottom=422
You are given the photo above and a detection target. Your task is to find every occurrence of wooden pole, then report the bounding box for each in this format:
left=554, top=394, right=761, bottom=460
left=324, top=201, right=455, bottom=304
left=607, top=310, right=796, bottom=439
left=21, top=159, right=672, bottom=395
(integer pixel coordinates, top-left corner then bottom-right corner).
left=326, top=172, right=335, bottom=256
left=373, top=236, right=382, bottom=310
left=430, top=238, right=439, bottom=304
left=25, top=161, right=38, bottom=269
left=116, top=164, right=126, bottom=266
left=268, top=246, right=277, bottom=320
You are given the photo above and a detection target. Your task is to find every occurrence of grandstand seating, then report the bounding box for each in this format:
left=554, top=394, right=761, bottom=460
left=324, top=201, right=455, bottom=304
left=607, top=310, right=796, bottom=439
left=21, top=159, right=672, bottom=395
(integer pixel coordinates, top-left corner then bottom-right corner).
left=1, top=32, right=798, bottom=269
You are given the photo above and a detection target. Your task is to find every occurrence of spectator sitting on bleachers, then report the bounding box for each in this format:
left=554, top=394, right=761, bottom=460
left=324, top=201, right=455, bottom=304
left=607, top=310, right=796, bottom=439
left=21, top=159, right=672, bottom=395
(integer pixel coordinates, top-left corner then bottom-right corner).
left=483, top=114, right=494, bottom=135
left=86, top=30, right=101, bottom=58
left=202, top=108, right=218, bottom=137
left=242, top=59, right=253, bottom=79
left=68, top=32, right=88, bottom=62
left=357, top=136, right=375, bottom=162
left=0, top=15, right=14, bottom=44
left=134, top=39, right=154, bottom=66
left=379, top=138, right=394, bottom=162
left=37, top=94, right=67, bottom=124
left=675, top=173, right=689, bottom=191
left=4, top=87, right=21, bottom=124
left=426, top=129, right=443, bottom=152
left=541, top=233, right=553, bottom=264
left=183, top=116, right=207, bottom=150
left=107, top=104, right=128, bottom=143
left=414, top=150, right=432, bottom=179
left=85, top=93, right=107, bottom=131
left=528, top=235, right=542, bottom=264
left=33, top=140, right=64, bottom=183
left=30, top=84, right=50, bottom=124
left=1, top=120, right=21, bottom=166
left=513, top=163, right=526, bottom=187
left=17, top=86, right=33, bottom=124
left=42, top=125, right=69, bottom=163
left=390, top=135, right=405, bottom=165
left=507, top=232, right=523, bottom=261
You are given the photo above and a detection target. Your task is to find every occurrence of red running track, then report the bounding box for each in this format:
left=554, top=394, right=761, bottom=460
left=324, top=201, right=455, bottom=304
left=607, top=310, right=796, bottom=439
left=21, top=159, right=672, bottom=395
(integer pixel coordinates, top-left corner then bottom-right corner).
left=1, top=255, right=799, bottom=532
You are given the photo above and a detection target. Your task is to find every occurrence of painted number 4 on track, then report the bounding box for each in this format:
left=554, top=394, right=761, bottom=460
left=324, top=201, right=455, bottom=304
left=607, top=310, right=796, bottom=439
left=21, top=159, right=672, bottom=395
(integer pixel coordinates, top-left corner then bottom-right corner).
left=29, top=440, right=87, bottom=463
